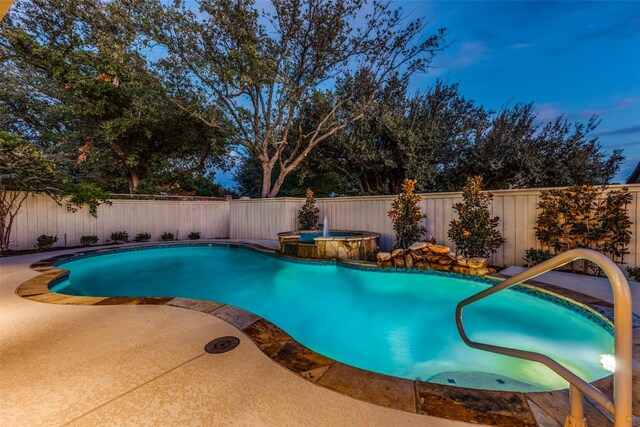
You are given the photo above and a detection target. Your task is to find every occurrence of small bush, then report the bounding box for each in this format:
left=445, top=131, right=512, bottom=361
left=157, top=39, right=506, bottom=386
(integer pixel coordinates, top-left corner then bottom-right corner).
left=298, top=188, right=320, bottom=230
left=35, top=234, right=57, bottom=251
left=522, top=248, right=552, bottom=267
left=627, top=266, right=640, bottom=282
left=188, top=231, right=201, bottom=240
left=448, top=176, right=505, bottom=258
left=133, top=232, right=151, bottom=242
left=388, top=179, right=426, bottom=249
left=110, top=231, right=129, bottom=243
left=161, top=232, right=175, bottom=241
left=80, top=235, right=99, bottom=247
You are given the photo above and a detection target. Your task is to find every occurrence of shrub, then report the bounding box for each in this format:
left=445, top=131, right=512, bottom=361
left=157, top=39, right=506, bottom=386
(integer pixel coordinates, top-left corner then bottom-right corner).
left=80, top=235, right=99, bottom=247
left=161, top=232, right=175, bottom=241
left=522, top=248, right=552, bottom=266
left=188, top=231, right=201, bottom=240
left=627, top=266, right=640, bottom=282
left=298, top=188, right=320, bottom=230
left=448, top=176, right=505, bottom=258
left=35, top=234, right=57, bottom=251
left=133, top=232, right=151, bottom=242
left=388, top=179, right=426, bottom=249
left=110, top=231, right=129, bottom=243
left=535, top=185, right=633, bottom=272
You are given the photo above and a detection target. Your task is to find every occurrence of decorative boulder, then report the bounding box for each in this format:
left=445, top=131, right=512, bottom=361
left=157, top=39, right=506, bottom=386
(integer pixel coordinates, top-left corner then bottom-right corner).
left=409, top=242, right=428, bottom=251
left=393, top=256, right=405, bottom=268
left=404, top=254, right=414, bottom=269
left=410, top=251, right=424, bottom=260
left=377, top=252, right=391, bottom=262
left=438, top=258, right=454, bottom=266
left=457, top=259, right=468, bottom=267
left=378, top=261, right=393, bottom=268
left=468, top=258, right=488, bottom=269
left=391, top=249, right=404, bottom=258
left=414, top=261, right=428, bottom=270
left=452, top=266, right=470, bottom=275
left=429, top=245, right=450, bottom=254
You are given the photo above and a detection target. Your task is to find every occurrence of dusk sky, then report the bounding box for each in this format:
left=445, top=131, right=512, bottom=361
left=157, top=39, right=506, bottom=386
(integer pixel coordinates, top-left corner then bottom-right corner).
left=217, top=0, right=640, bottom=188
left=408, top=0, right=640, bottom=184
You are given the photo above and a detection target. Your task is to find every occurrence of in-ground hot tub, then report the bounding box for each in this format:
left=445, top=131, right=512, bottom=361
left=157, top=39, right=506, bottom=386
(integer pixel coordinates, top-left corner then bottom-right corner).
left=277, top=230, right=379, bottom=261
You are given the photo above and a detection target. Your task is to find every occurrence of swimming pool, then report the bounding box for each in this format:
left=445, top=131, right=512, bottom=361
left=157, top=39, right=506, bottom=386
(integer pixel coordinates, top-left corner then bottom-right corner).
left=50, top=245, right=613, bottom=392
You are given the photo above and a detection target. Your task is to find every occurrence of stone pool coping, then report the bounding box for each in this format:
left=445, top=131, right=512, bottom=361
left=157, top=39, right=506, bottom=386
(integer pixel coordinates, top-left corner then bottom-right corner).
left=277, top=230, right=380, bottom=240
left=15, top=242, right=639, bottom=426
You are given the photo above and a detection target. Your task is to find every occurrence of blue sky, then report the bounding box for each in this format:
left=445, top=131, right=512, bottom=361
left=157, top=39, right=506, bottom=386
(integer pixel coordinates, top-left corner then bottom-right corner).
left=406, top=0, right=640, bottom=184
left=217, top=0, right=640, bottom=188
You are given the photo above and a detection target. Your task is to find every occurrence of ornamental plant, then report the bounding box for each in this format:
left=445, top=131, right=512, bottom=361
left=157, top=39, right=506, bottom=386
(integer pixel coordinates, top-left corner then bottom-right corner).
left=298, top=188, right=320, bottom=231
left=188, top=231, right=201, bottom=240
left=448, top=176, right=505, bottom=258
left=388, top=179, right=426, bottom=249
left=161, top=232, right=175, bottom=241
left=35, top=234, right=57, bottom=251
left=535, top=185, right=633, bottom=272
left=133, top=232, right=151, bottom=242
left=110, top=231, right=129, bottom=243
left=80, top=235, right=99, bottom=247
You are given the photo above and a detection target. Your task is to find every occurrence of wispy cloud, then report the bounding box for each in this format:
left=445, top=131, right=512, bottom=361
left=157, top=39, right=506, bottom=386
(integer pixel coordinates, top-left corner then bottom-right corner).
left=574, top=15, right=640, bottom=41
left=535, top=103, right=561, bottom=122
left=430, top=41, right=489, bottom=76
left=511, top=42, right=534, bottom=49
left=595, top=124, right=640, bottom=137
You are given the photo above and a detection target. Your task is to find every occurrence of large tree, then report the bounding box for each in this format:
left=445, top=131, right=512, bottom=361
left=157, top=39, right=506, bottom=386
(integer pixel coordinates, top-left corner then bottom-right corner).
left=138, top=0, right=446, bottom=197
left=0, top=0, right=230, bottom=193
left=450, top=104, right=624, bottom=190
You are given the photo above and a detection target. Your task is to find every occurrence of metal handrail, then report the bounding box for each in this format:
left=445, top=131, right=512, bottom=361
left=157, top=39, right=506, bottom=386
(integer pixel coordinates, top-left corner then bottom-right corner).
left=455, top=248, right=633, bottom=427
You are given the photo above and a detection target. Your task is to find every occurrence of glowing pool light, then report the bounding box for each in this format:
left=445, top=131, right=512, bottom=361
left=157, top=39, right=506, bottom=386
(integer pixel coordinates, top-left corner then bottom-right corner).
left=599, top=354, right=616, bottom=372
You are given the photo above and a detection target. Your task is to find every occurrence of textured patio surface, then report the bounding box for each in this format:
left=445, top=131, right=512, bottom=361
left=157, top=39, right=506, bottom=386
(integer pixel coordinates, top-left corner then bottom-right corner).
left=0, top=243, right=469, bottom=427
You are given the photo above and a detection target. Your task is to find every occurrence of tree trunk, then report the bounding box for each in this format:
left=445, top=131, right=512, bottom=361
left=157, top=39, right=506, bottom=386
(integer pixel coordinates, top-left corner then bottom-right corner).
left=127, top=169, right=141, bottom=193
left=261, top=163, right=273, bottom=198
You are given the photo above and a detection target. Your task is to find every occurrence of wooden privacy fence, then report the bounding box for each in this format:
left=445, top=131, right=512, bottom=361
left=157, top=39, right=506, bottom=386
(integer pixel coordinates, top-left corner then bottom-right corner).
left=7, top=185, right=640, bottom=267
left=9, top=195, right=230, bottom=248
left=228, top=185, right=640, bottom=268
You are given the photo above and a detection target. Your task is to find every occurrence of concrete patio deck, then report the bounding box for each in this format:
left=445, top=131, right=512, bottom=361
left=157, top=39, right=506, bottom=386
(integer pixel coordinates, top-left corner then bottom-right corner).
left=0, top=242, right=468, bottom=427
left=2, top=241, right=637, bottom=426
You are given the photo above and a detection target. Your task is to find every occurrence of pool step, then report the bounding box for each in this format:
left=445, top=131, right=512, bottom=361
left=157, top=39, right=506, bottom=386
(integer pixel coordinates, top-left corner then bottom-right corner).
left=425, top=371, right=545, bottom=392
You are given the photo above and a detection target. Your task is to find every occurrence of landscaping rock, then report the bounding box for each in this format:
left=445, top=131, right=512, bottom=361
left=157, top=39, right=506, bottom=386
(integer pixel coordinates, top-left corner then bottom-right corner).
left=391, top=249, right=404, bottom=258
left=429, top=245, right=450, bottom=254
left=456, top=259, right=468, bottom=267
left=377, top=261, right=393, bottom=268
left=404, top=254, right=414, bottom=269
left=409, top=242, right=428, bottom=251
left=468, top=258, right=488, bottom=268
left=377, top=252, right=391, bottom=262
left=414, top=261, right=428, bottom=269
left=410, top=251, right=424, bottom=260
left=452, top=266, right=470, bottom=275
left=393, top=256, right=405, bottom=268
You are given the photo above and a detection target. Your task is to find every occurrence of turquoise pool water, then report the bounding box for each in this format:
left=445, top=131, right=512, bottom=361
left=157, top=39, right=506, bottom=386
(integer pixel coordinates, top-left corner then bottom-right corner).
left=51, top=245, right=614, bottom=391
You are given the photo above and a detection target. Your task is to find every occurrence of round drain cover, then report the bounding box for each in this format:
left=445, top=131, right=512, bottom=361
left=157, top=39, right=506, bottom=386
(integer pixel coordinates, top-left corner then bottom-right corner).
left=205, top=336, right=240, bottom=354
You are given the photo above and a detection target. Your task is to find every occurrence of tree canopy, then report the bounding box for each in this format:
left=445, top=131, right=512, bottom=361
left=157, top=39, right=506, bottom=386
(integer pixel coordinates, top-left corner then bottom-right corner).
left=0, top=0, right=230, bottom=193
left=234, top=79, right=623, bottom=196
left=136, top=0, right=446, bottom=197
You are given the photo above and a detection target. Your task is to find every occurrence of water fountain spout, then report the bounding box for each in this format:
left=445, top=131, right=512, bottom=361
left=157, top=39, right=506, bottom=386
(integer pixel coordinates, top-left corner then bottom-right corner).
left=323, top=215, right=329, bottom=237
